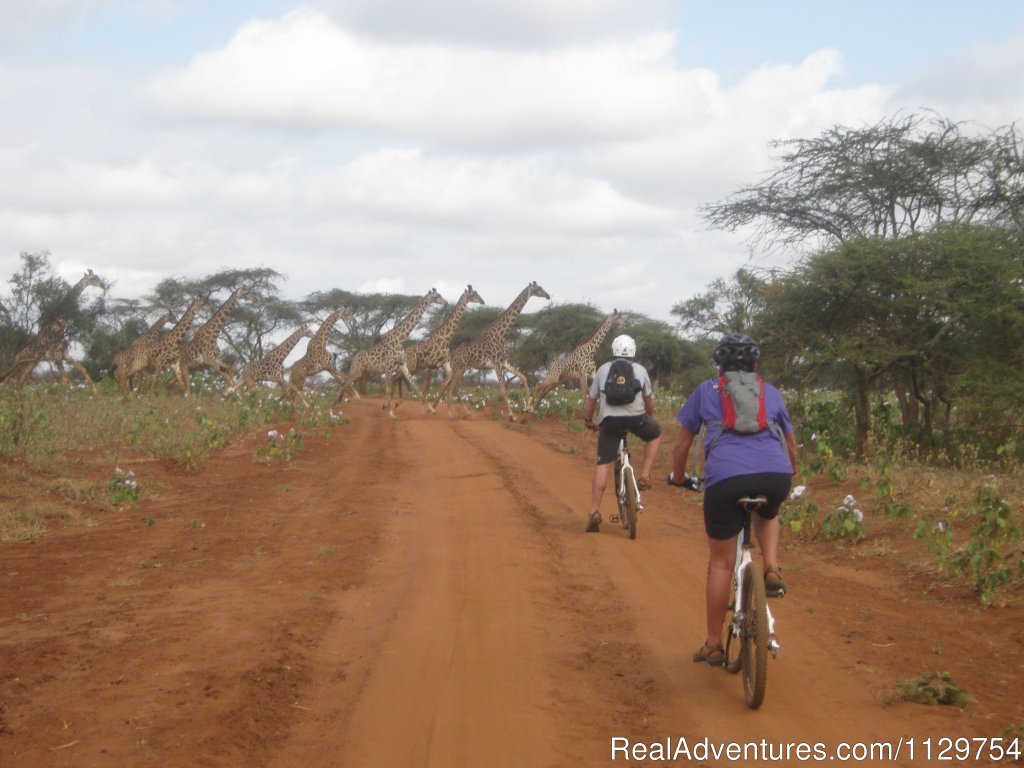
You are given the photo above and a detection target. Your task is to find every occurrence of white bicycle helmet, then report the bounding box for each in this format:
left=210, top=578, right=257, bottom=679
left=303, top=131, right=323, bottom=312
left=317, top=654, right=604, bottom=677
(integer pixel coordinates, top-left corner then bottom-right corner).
left=611, top=334, right=636, bottom=358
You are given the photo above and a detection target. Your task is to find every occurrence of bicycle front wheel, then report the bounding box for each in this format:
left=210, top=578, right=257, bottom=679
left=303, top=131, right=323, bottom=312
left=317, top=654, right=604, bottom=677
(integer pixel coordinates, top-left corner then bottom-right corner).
left=741, top=564, right=769, bottom=709
left=623, top=467, right=638, bottom=540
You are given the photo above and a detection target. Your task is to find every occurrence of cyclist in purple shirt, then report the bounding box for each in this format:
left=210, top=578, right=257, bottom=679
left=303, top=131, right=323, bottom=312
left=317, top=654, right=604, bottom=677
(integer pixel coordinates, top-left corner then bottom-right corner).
left=667, top=333, right=799, bottom=667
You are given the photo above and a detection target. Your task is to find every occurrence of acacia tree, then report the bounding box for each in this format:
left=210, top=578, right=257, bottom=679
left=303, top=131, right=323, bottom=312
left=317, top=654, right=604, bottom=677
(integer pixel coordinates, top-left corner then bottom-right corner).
left=702, top=113, right=1024, bottom=253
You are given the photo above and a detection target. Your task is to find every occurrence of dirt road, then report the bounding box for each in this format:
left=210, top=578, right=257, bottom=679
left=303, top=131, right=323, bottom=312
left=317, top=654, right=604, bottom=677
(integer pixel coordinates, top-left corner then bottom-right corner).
left=1, top=400, right=1017, bottom=766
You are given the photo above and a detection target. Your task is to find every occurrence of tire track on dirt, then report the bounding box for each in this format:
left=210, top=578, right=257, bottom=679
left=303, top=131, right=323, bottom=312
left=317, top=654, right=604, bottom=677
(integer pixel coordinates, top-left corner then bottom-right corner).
left=268, top=411, right=670, bottom=767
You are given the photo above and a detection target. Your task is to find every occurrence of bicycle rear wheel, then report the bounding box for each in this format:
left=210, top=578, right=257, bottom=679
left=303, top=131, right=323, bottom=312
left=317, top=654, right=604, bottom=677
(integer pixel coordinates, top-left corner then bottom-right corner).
left=623, top=466, right=638, bottom=539
left=614, top=460, right=625, bottom=520
left=741, top=564, right=769, bottom=708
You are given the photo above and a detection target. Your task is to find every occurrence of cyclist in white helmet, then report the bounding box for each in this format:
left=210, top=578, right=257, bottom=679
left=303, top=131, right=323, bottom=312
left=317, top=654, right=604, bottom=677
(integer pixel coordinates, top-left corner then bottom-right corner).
left=581, top=334, right=663, bottom=532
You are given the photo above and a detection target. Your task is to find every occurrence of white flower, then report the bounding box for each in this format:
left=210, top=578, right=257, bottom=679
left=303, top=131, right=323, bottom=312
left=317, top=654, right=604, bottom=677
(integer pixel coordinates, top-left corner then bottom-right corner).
left=935, top=521, right=947, bottom=533
left=843, top=494, right=857, bottom=508
left=114, top=467, right=124, bottom=476
left=790, top=485, right=806, bottom=500
left=267, top=430, right=279, bottom=439
left=853, top=508, right=864, bottom=523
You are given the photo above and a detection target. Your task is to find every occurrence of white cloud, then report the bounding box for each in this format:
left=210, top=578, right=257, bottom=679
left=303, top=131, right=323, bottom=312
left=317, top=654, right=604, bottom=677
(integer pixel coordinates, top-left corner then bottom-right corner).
left=2, top=4, right=1022, bottom=326
left=894, top=30, right=1024, bottom=129
left=317, top=0, right=674, bottom=47
left=147, top=10, right=701, bottom=148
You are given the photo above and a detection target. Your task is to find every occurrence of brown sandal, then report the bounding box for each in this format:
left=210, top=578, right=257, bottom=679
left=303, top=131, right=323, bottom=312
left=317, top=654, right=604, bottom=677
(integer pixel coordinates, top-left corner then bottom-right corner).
left=692, top=641, right=725, bottom=666
left=637, top=476, right=652, bottom=491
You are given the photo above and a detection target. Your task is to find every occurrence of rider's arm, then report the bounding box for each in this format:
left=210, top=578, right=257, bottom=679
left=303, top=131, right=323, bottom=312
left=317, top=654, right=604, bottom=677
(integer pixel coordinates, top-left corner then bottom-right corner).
left=582, top=395, right=598, bottom=429
left=670, top=424, right=696, bottom=481
left=785, top=430, right=799, bottom=475
left=643, top=391, right=656, bottom=417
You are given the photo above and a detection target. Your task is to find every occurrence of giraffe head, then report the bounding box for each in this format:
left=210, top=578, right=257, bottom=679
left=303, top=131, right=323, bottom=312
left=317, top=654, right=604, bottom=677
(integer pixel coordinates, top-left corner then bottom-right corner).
left=463, top=284, right=485, bottom=307
left=527, top=281, right=551, bottom=301
left=336, top=306, right=357, bottom=328
left=426, top=287, right=448, bottom=309
left=79, top=269, right=106, bottom=292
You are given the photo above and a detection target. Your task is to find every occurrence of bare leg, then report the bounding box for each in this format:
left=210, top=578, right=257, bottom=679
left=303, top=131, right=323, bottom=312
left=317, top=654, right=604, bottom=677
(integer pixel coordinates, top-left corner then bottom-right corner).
left=706, top=536, right=738, bottom=646
left=639, top=435, right=662, bottom=480
left=753, top=515, right=782, bottom=570
left=589, top=461, right=613, bottom=518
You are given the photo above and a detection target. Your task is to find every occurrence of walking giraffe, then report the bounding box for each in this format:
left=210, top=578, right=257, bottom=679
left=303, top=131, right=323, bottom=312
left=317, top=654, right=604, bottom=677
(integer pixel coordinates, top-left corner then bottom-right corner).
left=528, top=309, right=623, bottom=412
left=0, top=269, right=105, bottom=390
left=435, top=281, right=550, bottom=420
left=393, top=284, right=485, bottom=402
left=288, top=307, right=356, bottom=395
left=228, top=325, right=314, bottom=404
left=143, top=297, right=210, bottom=393
left=111, top=312, right=174, bottom=395
left=334, top=287, right=448, bottom=418
left=173, top=287, right=258, bottom=396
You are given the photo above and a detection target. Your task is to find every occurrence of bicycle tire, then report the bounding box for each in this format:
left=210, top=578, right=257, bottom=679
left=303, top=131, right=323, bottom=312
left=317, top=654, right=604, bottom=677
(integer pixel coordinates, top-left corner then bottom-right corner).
left=614, top=460, right=625, bottom=520
left=741, top=564, right=769, bottom=709
left=623, top=466, right=638, bottom=539
left=723, top=574, right=742, bottom=674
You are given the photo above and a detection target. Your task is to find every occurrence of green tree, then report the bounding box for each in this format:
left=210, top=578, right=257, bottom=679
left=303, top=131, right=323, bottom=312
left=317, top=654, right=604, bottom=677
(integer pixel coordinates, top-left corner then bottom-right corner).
left=671, top=268, right=769, bottom=339
left=759, top=225, right=1024, bottom=459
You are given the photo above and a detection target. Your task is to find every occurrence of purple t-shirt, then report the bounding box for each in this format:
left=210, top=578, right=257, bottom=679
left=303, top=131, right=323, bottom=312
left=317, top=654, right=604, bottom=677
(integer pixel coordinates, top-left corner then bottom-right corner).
left=675, top=377, right=794, bottom=488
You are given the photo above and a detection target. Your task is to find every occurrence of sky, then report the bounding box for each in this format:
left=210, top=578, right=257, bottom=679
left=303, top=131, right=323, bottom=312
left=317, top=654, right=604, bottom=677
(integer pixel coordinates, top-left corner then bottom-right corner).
left=1, top=0, right=1023, bottom=326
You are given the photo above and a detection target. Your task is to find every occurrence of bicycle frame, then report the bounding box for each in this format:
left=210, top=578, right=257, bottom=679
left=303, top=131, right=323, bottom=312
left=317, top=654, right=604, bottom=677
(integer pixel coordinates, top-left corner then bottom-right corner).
left=613, top=437, right=643, bottom=538
left=730, top=504, right=780, bottom=656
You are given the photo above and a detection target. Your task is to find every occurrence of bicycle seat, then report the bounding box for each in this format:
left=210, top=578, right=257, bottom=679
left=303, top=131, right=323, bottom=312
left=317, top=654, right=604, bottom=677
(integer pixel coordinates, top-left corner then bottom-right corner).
left=738, top=495, right=769, bottom=508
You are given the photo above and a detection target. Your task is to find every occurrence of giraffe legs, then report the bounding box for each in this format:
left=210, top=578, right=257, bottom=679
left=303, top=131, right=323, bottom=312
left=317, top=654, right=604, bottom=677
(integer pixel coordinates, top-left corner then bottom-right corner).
left=63, top=358, right=98, bottom=392
left=500, top=362, right=533, bottom=417
left=386, top=364, right=430, bottom=418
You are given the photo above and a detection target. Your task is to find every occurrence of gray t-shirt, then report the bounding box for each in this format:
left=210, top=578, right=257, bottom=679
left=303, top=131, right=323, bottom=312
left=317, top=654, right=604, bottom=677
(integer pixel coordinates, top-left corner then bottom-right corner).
left=589, top=359, right=653, bottom=420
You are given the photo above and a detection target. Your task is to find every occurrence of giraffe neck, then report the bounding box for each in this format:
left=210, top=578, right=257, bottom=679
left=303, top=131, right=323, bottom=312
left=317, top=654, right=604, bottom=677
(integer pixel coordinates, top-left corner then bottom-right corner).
left=309, top=309, right=345, bottom=351
left=482, top=285, right=531, bottom=341
left=383, top=294, right=433, bottom=343
left=137, top=313, right=172, bottom=345
left=429, top=291, right=474, bottom=346
left=267, top=328, right=307, bottom=363
left=196, top=290, right=242, bottom=341
left=579, top=313, right=618, bottom=355
left=166, top=301, right=205, bottom=344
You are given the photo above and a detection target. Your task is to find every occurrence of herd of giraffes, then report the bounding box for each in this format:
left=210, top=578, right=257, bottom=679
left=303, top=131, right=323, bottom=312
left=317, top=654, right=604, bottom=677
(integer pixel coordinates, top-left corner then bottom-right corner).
left=0, top=271, right=627, bottom=419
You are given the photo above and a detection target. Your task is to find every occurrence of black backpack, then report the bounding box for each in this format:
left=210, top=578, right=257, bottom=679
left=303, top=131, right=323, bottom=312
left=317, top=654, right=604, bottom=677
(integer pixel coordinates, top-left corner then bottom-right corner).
left=603, top=358, right=642, bottom=405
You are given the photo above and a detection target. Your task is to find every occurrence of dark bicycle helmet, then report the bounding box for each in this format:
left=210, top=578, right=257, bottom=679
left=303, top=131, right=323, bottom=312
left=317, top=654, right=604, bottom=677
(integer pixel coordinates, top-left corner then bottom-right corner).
left=713, top=332, right=761, bottom=371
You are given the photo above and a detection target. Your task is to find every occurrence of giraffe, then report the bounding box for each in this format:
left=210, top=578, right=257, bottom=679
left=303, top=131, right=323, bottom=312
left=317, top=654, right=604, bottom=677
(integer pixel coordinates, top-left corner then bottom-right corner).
left=393, top=284, right=485, bottom=402
left=435, top=281, right=550, bottom=420
left=172, top=287, right=258, bottom=396
left=288, top=307, right=357, bottom=394
left=143, top=297, right=210, bottom=393
left=110, top=312, right=174, bottom=395
left=334, top=287, right=448, bottom=418
left=528, top=309, right=624, bottom=412
left=228, top=325, right=314, bottom=404
left=0, top=269, right=105, bottom=390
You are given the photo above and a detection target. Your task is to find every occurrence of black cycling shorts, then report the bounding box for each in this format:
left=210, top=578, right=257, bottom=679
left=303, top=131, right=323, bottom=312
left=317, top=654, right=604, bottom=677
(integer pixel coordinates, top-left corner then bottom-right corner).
left=596, top=415, right=662, bottom=465
left=703, top=472, right=792, bottom=541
